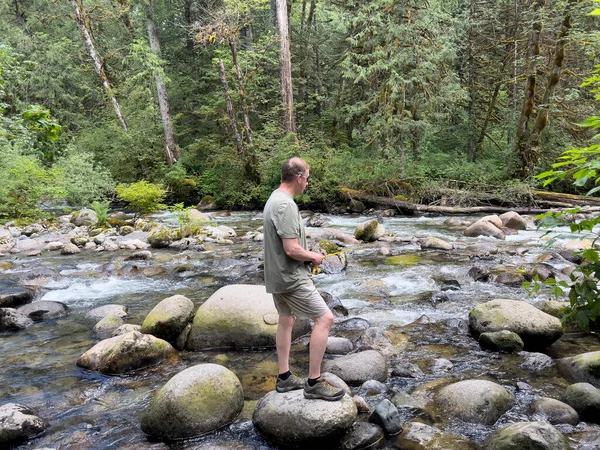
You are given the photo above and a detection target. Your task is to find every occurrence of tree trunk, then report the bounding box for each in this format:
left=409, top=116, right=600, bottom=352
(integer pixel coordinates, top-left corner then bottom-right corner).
left=513, top=0, right=546, bottom=179
left=276, top=0, right=296, bottom=133
left=229, top=41, right=253, bottom=148
left=218, top=59, right=246, bottom=163
left=466, top=0, right=476, bottom=162
left=71, top=0, right=128, bottom=131
left=146, top=0, right=180, bottom=166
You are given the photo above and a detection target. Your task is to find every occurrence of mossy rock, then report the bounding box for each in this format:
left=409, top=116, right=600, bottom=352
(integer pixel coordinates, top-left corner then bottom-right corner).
left=385, top=254, right=421, bottom=266
left=318, top=239, right=340, bottom=255
left=354, top=219, right=385, bottom=242
left=141, top=295, right=194, bottom=343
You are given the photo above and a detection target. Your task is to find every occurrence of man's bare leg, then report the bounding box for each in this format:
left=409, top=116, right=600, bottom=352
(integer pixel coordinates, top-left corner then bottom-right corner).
left=276, top=315, right=296, bottom=375
left=308, top=310, right=334, bottom=379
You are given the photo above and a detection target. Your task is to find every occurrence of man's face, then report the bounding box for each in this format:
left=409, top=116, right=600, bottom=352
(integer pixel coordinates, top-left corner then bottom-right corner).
left=297, top=170, right=310, bottom=193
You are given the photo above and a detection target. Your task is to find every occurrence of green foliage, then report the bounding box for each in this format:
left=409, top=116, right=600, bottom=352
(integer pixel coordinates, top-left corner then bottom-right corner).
left=169, top=202, right=212, bottom=237
left=53, top=148, right=115, bottom=206
left=115, top=181, right=167, bottom=216
left=90, top=200, right=111, bottom=228
left=161, top=164, right=199, bottom=205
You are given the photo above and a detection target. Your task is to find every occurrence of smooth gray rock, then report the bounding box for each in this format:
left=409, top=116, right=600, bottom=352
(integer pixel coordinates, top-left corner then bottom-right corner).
left=340, top=422, right=384, bottom=450
left=0, top=308, right=34, bottom=332
left=519, top=351, right=554, bottom=372
left=17, top=301, right=68, bottom=321
left=391, top=361, right=424, bottom=379
left=0, top=289, right=33, bottom=308
left=396, top=421, right=476, bottom=450
left=469, top=299, right=564, bottom=350
left=561, top=383, right=600, bottom=423
left=368, top=399, right=402, bottom=436
left=141, top=364, right=243, bottom=440
left=483, top=421, right=570, bottom=450
left=557, top=351, right=600, bottom=388
left=326, top=337, right=354, bottom=355
left=141, top=294, right=194, bottom=343
left=252, top=389, right=357, bottom=447
left=530, top=397, right=579, bottom=425
left=93, top=316, right=125, bottom=339
left=479, top=330, right=524, bottom=352
left=85, top=305, right=128, bottom=322
left=358, top=380, right=388, bottom=396
left=0, top=403, right=46, bottom=444
left=323, top=350, right=388, bottom=385
left=436, top=380, right=514, bottom=425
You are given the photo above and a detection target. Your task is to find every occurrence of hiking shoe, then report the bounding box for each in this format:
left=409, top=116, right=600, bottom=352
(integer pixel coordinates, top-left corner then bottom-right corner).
left=276, top=373, right=305, bottom=392
left=303, top=379, right=345, bottom=401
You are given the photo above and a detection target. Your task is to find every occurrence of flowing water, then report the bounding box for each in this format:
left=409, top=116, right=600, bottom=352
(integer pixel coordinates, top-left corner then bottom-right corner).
left=1, top=211, right=600, bottom=449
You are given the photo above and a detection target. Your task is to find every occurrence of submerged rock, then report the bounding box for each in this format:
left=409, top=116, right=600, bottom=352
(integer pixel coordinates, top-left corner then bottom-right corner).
left=396, top=421, right=477, bottom=450
left=482, top=421, right=570, bottom=450
left=0, top=403, right=47, bottom=445
left=253, top=390, right=357, bottom=447
left=339, top=422, right=384, bottom=450
left=435, top=379, right=514, bottom=425
left=140, top=364, right=243, bottom=440
left=469, top=299, right=564, bottom=350
left=76, top=331, right=176, bottom=374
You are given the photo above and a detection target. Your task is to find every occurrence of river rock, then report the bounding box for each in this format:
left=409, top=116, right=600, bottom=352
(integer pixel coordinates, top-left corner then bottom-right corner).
left=0, top=288, right=33, bottom=308
left=557, top=351, right=600, bottom=387
left=320, top=252, right=348, bottom=274
left=140, top=364, right=243, bottom=440
left=147, top=227, right=174, bottom=248
left=252, top=390, right=357, bottom=447
left=354, top=219, right=385, bottom=242
left=322, top=350, right=387, bottom=385
left=435, top=379, right=514, bottom=425
left=0, top=308, right=34, bottom=331
left=561, top=383, right=600, bottom=423
left=111, top=324, right=141, bottom=337
left=391, top=361, right=424, bottom=379
left=537, top=300, right=570, bottom=318
left=519, top=351, right=554, bottom=372
left=0, top=228, right=16, bottom=252
left=85, top=304, right=128, bottom=321
left=71, top=208, right=98, bottom=227
left=307, top=228, right=360, bottom=245
left=141, top=294, right=194, bottom=343
left=369, top=399, right=402, bottom=435
left=530, top=397, right=579, bottom=425
left=464, top=218, right=505, bottom=240
left=499, top=211, right=527, bottom=230
left=469, top=299, right=564, bottom=350
left=93, top=316, right=125, bottom=338
left=306, top=213, right=331, bottom=227
left=479, top=330, right=524, bottom=352
left=326, top=337, right=354, bottom=354
left=396, top=421, right=476, bottom=450
left=17, top=301, right=68, bottom=321
left=186, top=284, right=310, bottom=350
left=187, top=208, right=211, bottom=222
left=421, top=236, right=452, bottom=250
left=17, top=268, right=60, bottom=288
left=339, top=422, right=384, bottom=450
left=482, top=421, right=570, bottom=450
left=0, top=403, right=47, bottom=444
left=61, top=243, right=81, bottom=255
left=76, top=331, right=176, bottom=374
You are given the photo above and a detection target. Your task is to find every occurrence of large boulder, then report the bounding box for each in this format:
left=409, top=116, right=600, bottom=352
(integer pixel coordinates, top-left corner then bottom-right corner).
left=354, top=220, right=385, bottom=242
left=147, top=227, right=174, bottom=248
left=186, top=285, right=310, bottom=350
left=464, top=216, right=506, bottom=240
left=530, top=397, right=579, bottom=425
left=561, top=383, right=600, bottom=423
left=140, top=364, right=243, bottom=440
left=17, top=301, right=68, bottom=321
left=253, top=390, right=357, bottom=447
left=0, top=308, right=34, bottom=332
left=435, top=380, right=514, bottom=425
left=557, top=351, right=600, bottom=388
left=70, top=208, right=98, bottom=227
left=499, top=211, right=528, bottom=230
left=469, top=299, right=564, bottom=350
left=482, top=421, right=570, bottom=450
left=322, top=350, right=387, bottom=385
left=141, top=295, right=194, bottom=343
left=0, top=403, right=47, bottom=445
left=76, top=331, right=176, bottom=374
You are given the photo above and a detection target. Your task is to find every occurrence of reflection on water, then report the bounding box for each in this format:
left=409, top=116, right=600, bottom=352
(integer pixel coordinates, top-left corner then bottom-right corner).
left=1, top=211, right=600, bottom=449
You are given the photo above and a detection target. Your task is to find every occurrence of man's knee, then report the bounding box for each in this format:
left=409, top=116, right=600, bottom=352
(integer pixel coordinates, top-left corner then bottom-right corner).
left=314, top=310, right=334, bottom=329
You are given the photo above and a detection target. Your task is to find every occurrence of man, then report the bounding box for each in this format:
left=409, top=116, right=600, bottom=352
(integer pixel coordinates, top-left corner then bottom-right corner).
left=263, top=157, right=344, bottom=401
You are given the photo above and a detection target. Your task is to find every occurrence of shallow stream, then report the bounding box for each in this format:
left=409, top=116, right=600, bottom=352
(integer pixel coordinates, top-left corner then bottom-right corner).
left=2, top=211, right=600, bottom=449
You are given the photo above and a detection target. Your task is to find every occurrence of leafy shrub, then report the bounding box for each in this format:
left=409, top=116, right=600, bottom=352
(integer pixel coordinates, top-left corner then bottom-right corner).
left=90, top=200, right=111, bottom=228
left=115, top=181, right=166, bottom=216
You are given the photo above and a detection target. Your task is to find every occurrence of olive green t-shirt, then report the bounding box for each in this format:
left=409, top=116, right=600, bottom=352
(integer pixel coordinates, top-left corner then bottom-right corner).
left=263, top=189, right=310, bottom=293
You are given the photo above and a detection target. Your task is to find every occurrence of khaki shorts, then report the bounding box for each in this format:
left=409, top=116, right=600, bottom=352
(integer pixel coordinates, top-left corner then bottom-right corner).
left=273, top=284, right=330, bottom=319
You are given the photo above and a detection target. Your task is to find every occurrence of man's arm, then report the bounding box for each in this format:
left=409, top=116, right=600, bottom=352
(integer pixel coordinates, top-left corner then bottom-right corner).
left=282, top=238, right=323, bottom=266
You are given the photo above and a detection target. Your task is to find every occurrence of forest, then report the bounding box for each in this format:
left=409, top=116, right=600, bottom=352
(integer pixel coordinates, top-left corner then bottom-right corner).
left=1, top=0, right=599, bottom=219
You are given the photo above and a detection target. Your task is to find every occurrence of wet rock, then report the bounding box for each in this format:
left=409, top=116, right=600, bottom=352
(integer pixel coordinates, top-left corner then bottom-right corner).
left=530, top=397, right=579, bottom=425
left=479, top=330, right=524, bottom=352
left=17, top=301, right=68, bottom=321
left=431, top=358, right=453, bottom=373
left=71, top=208, right=98, bottom=227
left=85, top=305, right=128, bottom=322
left=61, top=243, right=81, bottom=255
left=391, top=361, right=424, bottom=379
left=421, top=236, right=452, bottom=250
left=469, top=299, right=564, bottom=350
left=537, top=300, right=570, bottom=319
left=466, top=242, right=498, bottom=255
left=21, top=223, right=44, bottom=236
left=141, top=364, right=243, bottom=440
left=322, top=350, right=387, bottom=385
left=397, top=421, right=476, bottom=450
left=468, top=264, right=489, bottom=281
left=125, top=250, right=152, bottom=261
left=306, top=213, right=331, bottom=227
left=17, top=268, right=60, bottom=288
left=482, top=421, right=570, bottom=450
left=0, top=308, right=34, bottom=331
left=111, top=324, right=141, bottom=337
left=0, top=288, right=33, bottom=308
left=93, top=316, right=125, bottom=339
left=358, top=380, right=388, bottom=396
left=320, top=252, right=348, bottom=274
left=444, top=217, right=469, bottom=227
left=141, top=294, right=194, bottom=343
left=440, top=280, right=461, bottom=291
left=357, top=326, right=405, bottom=357
left=0, top=403, right=47, bottom=444
left=391, top=391, right=428, bottom=419
left=0, top=228, right=16, bottom=252
left=557, top=351, right=600, bottom=387
left=147, top=227, right=174, bottom=248
left=252, top=390, right=357, bottom=447
left=499, top=211, right=527, bottom=230
left=119, top=226, right=134, bottom=235
left=358, top=279, right=390, bottom=297
left=186, top=284, right=310, bottom=350
left=435, top=379, right=514, bottom=425
left=488, top=266, right=527, bottom=287
left=430, top=292, right=449, bottom=307
left=519, top=351, right=554, bottom=372
left=352, top=396, right=370, bottom=413
left=326, top=337, right=354, bottom=355
left=354, top=219, right=385, bottom=242
left=76, top=331, right=176, bottom=374
left=321, top=292, right=349, bottom=317
left=340, top=422, right=384, bottom=450
left=70, top=236, right=89, bottom=247
left=307, top=227, right=360, bottom=245
left=561, top=383, right=600, bottom=423
left=369, top=398, right=402, bottom=436
left=464, top=216, right=506, bottom=240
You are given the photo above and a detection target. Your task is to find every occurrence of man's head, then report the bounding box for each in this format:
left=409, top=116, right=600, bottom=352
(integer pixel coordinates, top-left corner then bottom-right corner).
left=281, top=157, right=310, bottom=195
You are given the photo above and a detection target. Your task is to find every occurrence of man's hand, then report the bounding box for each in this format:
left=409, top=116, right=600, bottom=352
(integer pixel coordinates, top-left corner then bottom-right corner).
left=309, top=252, right=323, bottom=266
left=283, top=238, right=323, bottom=265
